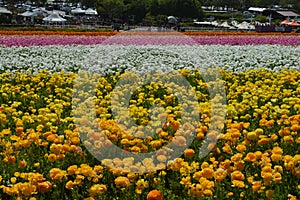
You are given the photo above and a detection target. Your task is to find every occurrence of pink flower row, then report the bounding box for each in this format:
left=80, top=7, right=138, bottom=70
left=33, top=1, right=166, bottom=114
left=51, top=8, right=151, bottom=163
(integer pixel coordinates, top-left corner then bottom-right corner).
left=1, top=35, right=300, bottom=47
left=0, top=35, right=108, bottom=47
left=191, top=35, right=300, bottom=46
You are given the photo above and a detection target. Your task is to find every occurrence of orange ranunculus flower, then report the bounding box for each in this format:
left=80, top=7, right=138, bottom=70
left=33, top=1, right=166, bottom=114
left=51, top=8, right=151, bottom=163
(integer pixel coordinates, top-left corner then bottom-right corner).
left=15, top=182, right=37, bottom=196
left=184, top=149, right=195, bottom=158
left=37, top=181, right=52, bottom=193
left=67, top=165, right=78, bottom=176
left=258, top=138, right=270, bottom=145
left=202, top=168, right=214, bottom=179
left=252, top=181, right=262, bottom=192
left=244, top=152, right=256, bottom=162
left=214, top=168, right=227, bottom=181
left=114, top=176, right=130, bottom=188
left=16, top=126, right=24, bottom=135
left=231, top=171, right=245, bottom=181
left=49, top=168, right=67, bottom=181
left=234, top=161, right=245, bottom=171
left=272, top=147, right=283, bottom=155
left=291, top=124, right=300, bottom=131
left=266, top=190, right=274, bottom=199
left=203, top=189, right=213, bottom=196
left=273, top=172, right=282, bottom=183
left=236, top=144, right=246, bottom=153
left=262, top=172, right=273, bottom=185
left=65, top=180, right=74, bottom=190
left=147, top=189, right=163, bottom=200
left=71, top=137, right=80, bottom=145
left=48, top=153, right=57, bottom=163
left=19, top=160, right=27, bottom=168
left=170, top=120, right=180, bottom=131
left=271, top=153, right=282, bottom=162
left=265, top=119, right=275, bottom=128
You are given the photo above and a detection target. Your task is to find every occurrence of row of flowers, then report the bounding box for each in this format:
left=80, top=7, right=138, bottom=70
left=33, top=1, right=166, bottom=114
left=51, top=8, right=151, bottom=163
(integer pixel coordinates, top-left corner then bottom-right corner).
left=0, top=68, right=299, bottom=199
left=190, top=35, right=300, bottom=46
left=184, top=31, right=300, bottom=36
left=97, top=35, right=300, bottom=46
left=0, top=36, right=108, bottom=47
left=0, top=44, right=299, bottom=74
left=0, top=30, right=116, bottom=36
left=1, top=35, right=300, bottom=46
left=0, top=30, right=299, bottom=36
left=1, top=32, right=299, bottom=200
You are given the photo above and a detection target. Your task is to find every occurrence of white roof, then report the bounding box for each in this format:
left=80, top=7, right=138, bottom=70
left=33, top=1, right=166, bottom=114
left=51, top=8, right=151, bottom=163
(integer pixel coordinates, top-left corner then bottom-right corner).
left=43, top=13, right=67, bottom=22
left=219, top=21, right=233, bottom=28
left=234, top=21, right=255, bottom=30
left=194, top=21, right=218, bottom=26
left=276, top=11, right=300, bottom=17
left=19, top=11, right=34, bottom=17
left=168, top=16, right=177, bottom=23
left=85, top=8, right=97, bottom=15
left=0, top=7, right=12, bottom=14
left=248, top=7, right=267, bottom=12
left=71, top=7, right=85, bottom=14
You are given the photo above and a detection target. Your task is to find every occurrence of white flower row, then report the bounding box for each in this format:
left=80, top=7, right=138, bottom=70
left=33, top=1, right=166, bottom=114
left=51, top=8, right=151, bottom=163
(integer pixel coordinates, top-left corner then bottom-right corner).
left=0, top=44, right=299, bottom=74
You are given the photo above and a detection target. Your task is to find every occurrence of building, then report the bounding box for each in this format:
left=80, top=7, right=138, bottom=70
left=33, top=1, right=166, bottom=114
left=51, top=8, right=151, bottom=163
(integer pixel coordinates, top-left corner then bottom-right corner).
left=262, top=10, right=300, bottom=20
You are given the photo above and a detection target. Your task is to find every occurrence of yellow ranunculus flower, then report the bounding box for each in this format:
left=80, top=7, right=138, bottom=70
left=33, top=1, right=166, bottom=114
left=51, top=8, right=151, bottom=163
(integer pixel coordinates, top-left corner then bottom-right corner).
left=114, top=176, right=131, bottom=188
left=89, top=184, right=107, bottom=196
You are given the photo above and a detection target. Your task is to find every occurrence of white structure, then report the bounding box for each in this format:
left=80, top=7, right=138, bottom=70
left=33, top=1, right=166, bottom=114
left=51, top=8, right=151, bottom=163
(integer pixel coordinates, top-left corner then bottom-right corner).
left=232, top=21, right=255, bottom=30
left=19, top=11, right=34, bottom=17
left=0, top=7, right=12, bottom=14
left=218, top=21, right=233, bottom=28
left=248, top=7, right=267, bottom=13
left=71, top=7, right=85, bottom=15
left=43, top=13, right=67, bottom=23
left=85, top=8, right=98, bottom=15
left=167, top=16, right=177, bottom=24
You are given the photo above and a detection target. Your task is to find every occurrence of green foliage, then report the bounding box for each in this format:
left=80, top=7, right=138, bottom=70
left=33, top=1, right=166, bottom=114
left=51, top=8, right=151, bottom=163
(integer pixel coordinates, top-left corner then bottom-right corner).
left=93, top=0, right=204, bottom=23
left=96, top=0, right=125, bottom=19
left=142, top=12, right=155, bottom=26
left=255, top=15, right=268, bottom=23
left=125, top=0, right=147, bottom=22
left=204, top=12, right=242, bottom=20
left=81, top=0, right=97, bottom=8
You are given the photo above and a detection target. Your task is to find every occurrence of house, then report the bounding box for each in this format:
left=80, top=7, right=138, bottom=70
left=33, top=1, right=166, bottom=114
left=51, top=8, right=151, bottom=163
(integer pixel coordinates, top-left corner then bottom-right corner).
left=248, top=7, right=267, bottom=16
left=262, top=10, right=300, bottom=20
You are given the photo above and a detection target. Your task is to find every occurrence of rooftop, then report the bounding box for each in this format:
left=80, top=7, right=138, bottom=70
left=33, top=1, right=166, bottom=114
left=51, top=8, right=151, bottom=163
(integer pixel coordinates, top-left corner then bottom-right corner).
left=276, top=10, right=300, bottom=17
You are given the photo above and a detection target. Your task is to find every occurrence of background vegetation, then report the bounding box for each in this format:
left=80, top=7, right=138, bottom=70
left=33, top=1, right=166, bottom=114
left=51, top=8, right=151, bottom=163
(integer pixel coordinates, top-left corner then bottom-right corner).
left=4, top=0, right=300, bottom=24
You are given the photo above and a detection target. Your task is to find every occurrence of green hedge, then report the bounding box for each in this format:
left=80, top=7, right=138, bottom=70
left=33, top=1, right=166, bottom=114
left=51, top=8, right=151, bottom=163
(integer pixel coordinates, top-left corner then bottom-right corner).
left=204, top=12, right=242, bottom=20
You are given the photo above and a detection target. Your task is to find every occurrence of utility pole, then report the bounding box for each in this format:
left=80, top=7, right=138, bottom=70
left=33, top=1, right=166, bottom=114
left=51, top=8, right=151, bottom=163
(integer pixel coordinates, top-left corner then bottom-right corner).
left=267, top=14, right=272, bottom=23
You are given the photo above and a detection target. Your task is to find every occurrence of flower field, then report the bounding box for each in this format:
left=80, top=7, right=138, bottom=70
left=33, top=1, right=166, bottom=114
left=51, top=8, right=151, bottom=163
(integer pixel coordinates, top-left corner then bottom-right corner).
left=2, top=33, right=300, bottom=47
left=0, top=31, right=300, bottom=200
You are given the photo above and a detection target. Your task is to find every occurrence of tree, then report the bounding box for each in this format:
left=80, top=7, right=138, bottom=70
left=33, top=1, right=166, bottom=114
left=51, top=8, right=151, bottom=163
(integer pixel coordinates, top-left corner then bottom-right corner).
left=148, top=0, right=159, bottom=16
left=155, top=0, right=203, bottom=19
left=96, top=0, right=125, bottom=20
left=125, top=0, right=147, bottom=22
left=81, top=0, right=96, bottom=8
left=172, top=0, right=203, bottom=19
left=220, top=0, right=241, bottom=9
left=251, top=0, right=274, bottom=7
left=279, top=0, right=300, bottom=11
